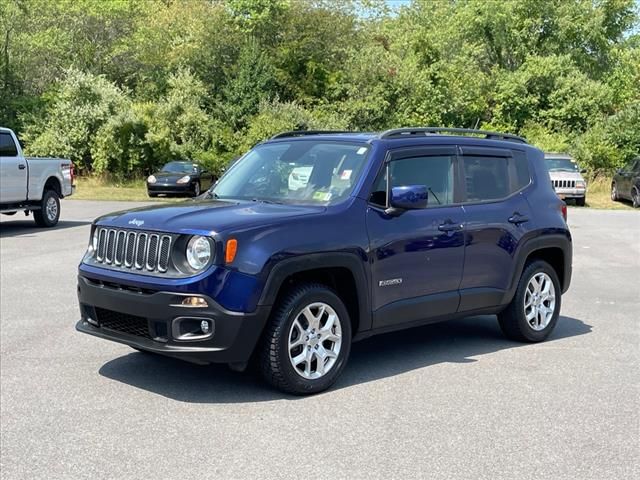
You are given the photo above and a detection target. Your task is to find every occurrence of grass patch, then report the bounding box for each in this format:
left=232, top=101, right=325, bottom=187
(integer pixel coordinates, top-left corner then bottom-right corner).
left=71, top=176, right=168, bottom=202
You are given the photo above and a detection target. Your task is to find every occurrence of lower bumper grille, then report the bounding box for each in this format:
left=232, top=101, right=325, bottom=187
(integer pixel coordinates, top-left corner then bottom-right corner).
left=95, top=307, right=152, bottom=339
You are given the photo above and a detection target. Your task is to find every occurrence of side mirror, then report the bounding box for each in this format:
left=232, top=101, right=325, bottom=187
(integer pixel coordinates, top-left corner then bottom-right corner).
left=580, top=168, right=587, bottom=174
left=389, top=185, right=428, bottom=211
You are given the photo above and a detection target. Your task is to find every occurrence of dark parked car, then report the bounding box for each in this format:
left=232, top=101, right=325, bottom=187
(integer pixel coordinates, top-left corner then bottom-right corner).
left=611, top=157, right=640, bottom=208
left=146, top=161, right=215, bottom=197
left=77, top=127, right=572, bottom=395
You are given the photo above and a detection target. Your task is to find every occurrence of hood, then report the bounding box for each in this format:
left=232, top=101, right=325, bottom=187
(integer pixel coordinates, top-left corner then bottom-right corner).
left=94, top=199, right=325, bottom=235
left=548, top=170, right=584, bottom=181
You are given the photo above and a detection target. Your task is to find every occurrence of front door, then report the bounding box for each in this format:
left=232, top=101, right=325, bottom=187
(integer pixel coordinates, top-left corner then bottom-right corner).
left=0, top=131, right=27, bottom=204
left=366, top=146, right=465, bottom=330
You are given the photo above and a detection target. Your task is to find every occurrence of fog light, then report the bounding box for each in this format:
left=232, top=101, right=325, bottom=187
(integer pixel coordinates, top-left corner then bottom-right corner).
left=200, top=320, right=210, bottom=334
left=181, top=296, right=209, bottom=307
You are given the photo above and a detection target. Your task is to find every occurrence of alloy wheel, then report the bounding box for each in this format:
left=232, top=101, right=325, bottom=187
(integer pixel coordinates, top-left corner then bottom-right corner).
left=46, top=196, right=58, bottom=222
left=524, top=272, right=556, bottom=331
left=288, top=302, right=342, bottom=380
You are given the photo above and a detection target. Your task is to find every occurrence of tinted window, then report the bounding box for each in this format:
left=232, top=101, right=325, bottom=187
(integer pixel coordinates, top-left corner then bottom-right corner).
left=0, top=132, right=18, bottom=157
left=370, top=155, right=455, bottom=207
left=513, top=151, right=531, bottom=190
left=161, top=162, right=197, bottom=174
left=463, top=156, right=510, bottom=202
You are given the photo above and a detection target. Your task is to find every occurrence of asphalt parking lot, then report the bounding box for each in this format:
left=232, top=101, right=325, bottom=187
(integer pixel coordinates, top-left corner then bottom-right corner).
left=1, top=201, right=638, bottom=479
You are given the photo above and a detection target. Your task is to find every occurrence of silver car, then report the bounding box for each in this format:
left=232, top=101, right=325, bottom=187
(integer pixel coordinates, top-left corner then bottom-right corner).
left=544, top=153, right=587, bottom=206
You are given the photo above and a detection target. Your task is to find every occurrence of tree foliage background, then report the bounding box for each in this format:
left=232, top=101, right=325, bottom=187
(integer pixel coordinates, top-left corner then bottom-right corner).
left=1, top=0, right=638, bottom=177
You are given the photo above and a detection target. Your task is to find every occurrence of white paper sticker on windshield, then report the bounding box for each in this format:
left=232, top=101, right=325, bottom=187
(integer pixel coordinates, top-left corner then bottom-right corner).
left=340, top=169, right=352, bottom=180
left=324, top=192, right=332, bottom=201
left=357, top=147, right=367, bottom=155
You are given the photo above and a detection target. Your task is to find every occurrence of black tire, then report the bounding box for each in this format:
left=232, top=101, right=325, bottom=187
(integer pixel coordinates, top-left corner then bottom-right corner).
left=611, top=182, right=619, bottom=201
left=33, top=190, right=60, bottom=227
left=632, top=187, right=639, bottom=208
left=257, top=283, right=352, bottom=395
left=192, top=181, right=201, bottom=197
left=498, top=260, right=562, bottom=342
left=575, top=196, right=585, bottom=206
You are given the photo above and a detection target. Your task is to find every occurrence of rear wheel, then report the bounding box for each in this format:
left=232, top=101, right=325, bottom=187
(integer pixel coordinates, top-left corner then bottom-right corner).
left=498, top=260, right=561, bottom=342
left=257, top=283, right=352, bottom=395
left=33, top=190, right=60, bottom=227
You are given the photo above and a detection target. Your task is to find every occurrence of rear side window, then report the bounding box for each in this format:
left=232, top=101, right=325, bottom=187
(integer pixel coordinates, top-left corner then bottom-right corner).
left=0, top=132, right=18, bottom=157
left=512, top=151, right=531, bottom=190
left=463, top=156, right=510, bottom=202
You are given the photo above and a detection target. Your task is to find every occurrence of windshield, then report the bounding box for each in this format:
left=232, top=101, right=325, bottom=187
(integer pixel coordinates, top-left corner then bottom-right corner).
left=211, top=141, right=371, bottom=205
left=545, top=158, right=579, bottom=172
left=162, top=162, right=197, bottom=174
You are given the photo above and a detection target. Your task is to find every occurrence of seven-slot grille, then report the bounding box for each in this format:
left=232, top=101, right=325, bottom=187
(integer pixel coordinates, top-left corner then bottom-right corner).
left=552, top=179, right=576, bottom=189
left=95, top=227, right=171, bottom=272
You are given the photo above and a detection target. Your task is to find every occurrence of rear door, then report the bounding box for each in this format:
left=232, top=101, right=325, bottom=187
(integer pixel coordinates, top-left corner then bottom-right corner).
left=457, top=146, right=534, bottom=312
left=366, top=146, right=466, bottom=329
left=0, top=131, right=27, bottom=204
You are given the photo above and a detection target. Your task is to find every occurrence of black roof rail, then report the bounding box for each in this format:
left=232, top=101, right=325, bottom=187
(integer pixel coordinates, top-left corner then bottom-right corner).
left=378, top=127, right=527, bottom=144
left=270, top=130, right=354, bottom=139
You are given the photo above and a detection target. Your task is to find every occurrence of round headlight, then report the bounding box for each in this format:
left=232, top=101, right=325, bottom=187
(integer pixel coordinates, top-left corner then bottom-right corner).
left=147, top=175, right=157, bottom=184
left=186, top=236, right=211, bottom=270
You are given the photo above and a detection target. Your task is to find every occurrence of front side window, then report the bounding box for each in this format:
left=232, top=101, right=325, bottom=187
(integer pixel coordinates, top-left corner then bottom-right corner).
left=0, top=132, right=18, bottom=157
left=370, top=155, right=455, bottom=207
left=212, top=141, right=370, bottom=205
left=463, top=155, right=510, bottom=202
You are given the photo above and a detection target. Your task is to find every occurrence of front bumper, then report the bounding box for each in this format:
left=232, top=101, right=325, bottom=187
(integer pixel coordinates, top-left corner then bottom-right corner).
left=147, top=183, right=193, bottom=195
left=76, top=274, right=269, bottom=364
left=555, top=188, right=586, bottom=199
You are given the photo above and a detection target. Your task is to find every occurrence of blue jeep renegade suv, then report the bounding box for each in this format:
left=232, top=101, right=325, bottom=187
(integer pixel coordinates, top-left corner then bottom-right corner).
left=76, top=127, right=572, bottom=395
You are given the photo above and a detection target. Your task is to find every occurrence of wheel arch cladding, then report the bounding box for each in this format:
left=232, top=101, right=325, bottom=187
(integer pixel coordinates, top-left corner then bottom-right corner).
left=258, top=252, right=371, bottom=335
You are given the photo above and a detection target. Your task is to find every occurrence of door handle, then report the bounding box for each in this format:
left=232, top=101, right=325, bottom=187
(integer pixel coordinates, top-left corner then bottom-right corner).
left=18, top=164, right=26, bottom=170
left=438, top=221, right=463, bottom=232
left=508, top=213, right=529, bottom=225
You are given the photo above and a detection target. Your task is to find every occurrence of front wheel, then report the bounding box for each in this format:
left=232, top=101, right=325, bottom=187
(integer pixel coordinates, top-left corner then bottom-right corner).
left=632, top=187, right=639, bottom=208
left=498, top=260, right=561, bottom=342
left=33, top=190, right=60, bottom=227
left=575, top=196, right=585, bottom=206
left=257, top=283, right=352, bottom=395
left=191, top=181, right=201, bottom=197
left=611, top=182, right=619, bottom=201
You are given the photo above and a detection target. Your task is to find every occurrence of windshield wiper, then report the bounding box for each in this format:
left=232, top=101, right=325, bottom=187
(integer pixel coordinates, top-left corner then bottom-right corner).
left=251, top=198, right=283, bottom=205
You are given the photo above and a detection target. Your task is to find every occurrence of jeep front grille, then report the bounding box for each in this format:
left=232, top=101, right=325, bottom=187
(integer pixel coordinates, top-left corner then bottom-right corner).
left=94, top=227, right=172, bottom=273
left=552, top=179, right=576, bottom=189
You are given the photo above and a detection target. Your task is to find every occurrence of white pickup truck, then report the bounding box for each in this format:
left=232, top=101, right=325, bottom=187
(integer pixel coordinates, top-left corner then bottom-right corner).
left=0, top=127, right=74, bottom=227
